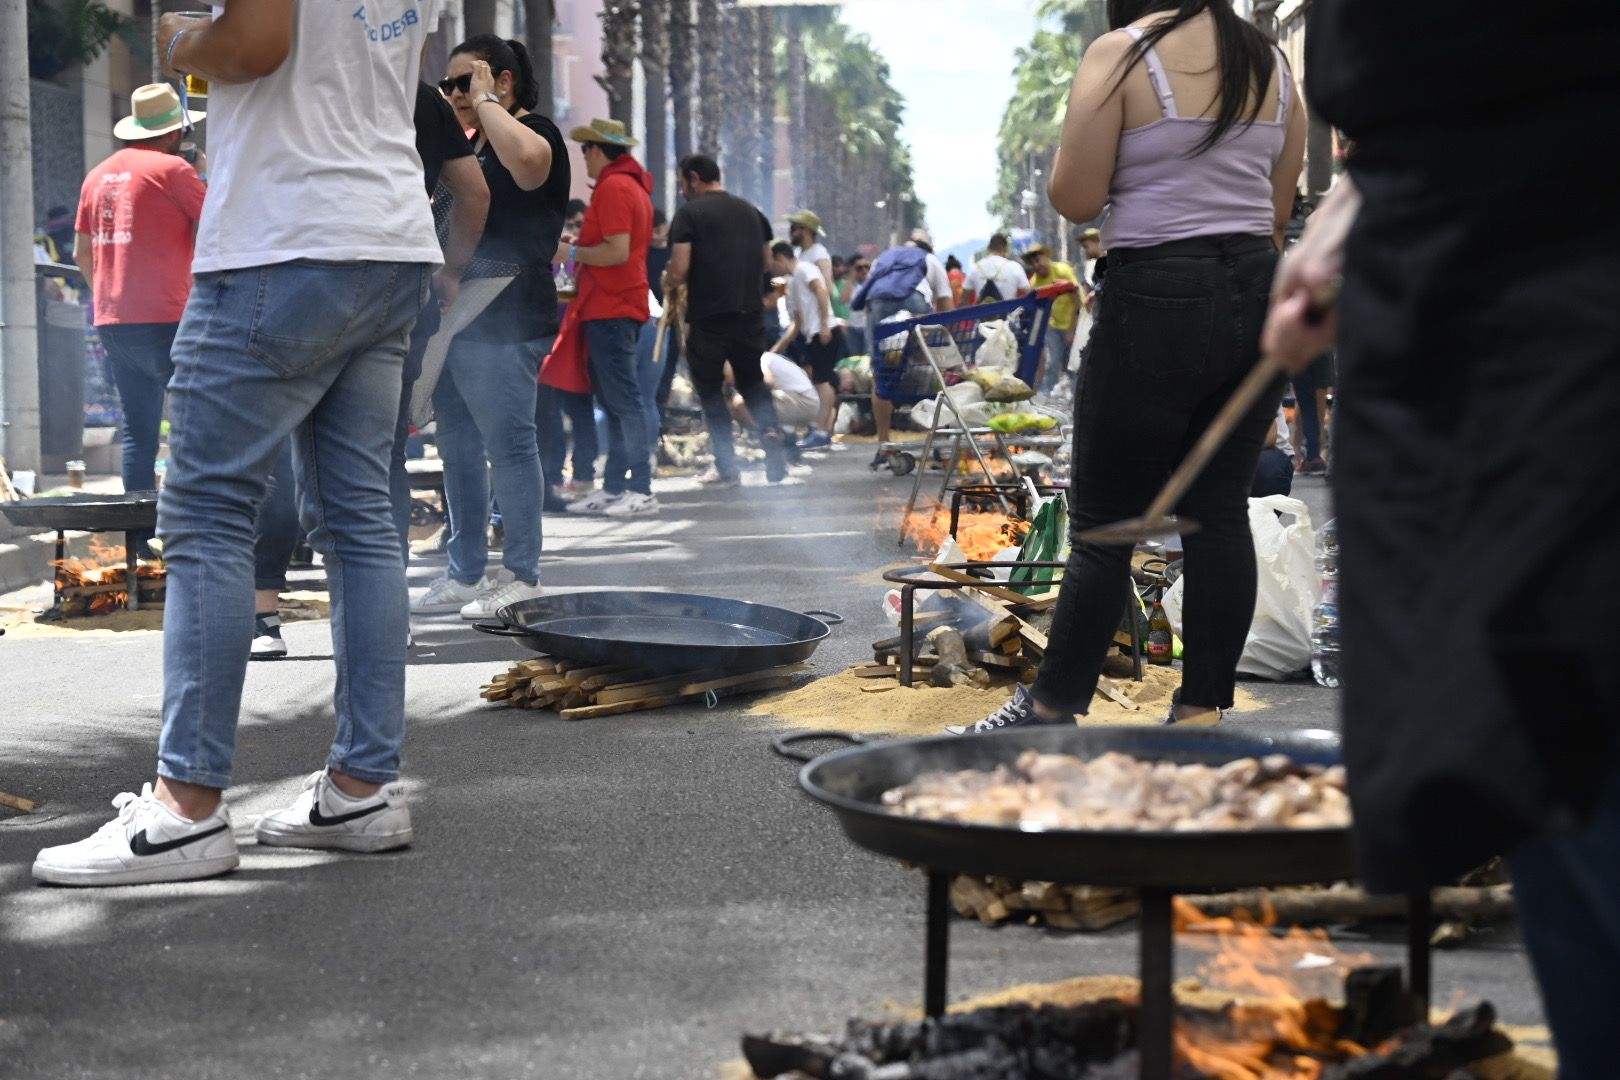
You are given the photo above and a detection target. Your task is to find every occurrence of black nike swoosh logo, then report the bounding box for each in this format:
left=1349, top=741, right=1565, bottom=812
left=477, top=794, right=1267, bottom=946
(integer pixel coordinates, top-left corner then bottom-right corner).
left=309, top=802, right=388, bottom=827
left=130, top=823, right=231, bottom=857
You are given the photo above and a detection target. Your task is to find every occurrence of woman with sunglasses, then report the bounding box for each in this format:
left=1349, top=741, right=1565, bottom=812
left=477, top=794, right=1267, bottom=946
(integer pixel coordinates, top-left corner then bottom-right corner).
left=413, top=36, right=571, bottom=620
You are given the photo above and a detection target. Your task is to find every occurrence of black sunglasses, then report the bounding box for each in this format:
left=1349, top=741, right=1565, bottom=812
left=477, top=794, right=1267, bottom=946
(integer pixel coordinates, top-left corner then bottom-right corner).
left=438, top=73, right=473, bottom=96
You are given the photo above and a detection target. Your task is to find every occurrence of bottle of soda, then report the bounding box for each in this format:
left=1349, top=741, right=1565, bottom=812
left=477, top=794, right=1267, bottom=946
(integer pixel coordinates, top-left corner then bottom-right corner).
left=1147, top=600, right=1174, bottom=665
left=1311, top=518, right=1342, bottom=688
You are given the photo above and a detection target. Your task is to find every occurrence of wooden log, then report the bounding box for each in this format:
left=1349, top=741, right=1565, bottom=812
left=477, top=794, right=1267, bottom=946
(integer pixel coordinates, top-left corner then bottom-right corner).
left=563, top=664, right=634, bottom=687
left=559, top=672, right=801, bottom=720
left=675, top=663, right=809, bottom=696
left=925, top=563, right=1035, bottom=606
left=848, top=664, right=899, bottom=680
left=0, top=790, right=36, bottom=812
left=1179, top=885, right=1515, bottom=926
left=928, top=626, right=990, bottom=690
left=514, top=658, right=559, bottom=677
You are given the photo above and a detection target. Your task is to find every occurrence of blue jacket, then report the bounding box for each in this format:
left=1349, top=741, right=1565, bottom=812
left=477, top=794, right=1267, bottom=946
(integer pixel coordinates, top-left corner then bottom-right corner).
left=851, top=246, right=928, bottom=310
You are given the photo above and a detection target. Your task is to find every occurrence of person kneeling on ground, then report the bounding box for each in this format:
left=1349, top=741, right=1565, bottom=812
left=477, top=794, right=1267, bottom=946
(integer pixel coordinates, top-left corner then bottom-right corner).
left=729, top=352, right=821, bottom=443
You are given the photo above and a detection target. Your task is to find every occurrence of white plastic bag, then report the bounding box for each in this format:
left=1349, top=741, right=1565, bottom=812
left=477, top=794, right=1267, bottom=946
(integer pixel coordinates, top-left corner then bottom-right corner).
left=910, top=382, right=988, bottom=429
left=976, top=320, right=1019, bottom=370
left=1160, top=495, right=1320, bottom=680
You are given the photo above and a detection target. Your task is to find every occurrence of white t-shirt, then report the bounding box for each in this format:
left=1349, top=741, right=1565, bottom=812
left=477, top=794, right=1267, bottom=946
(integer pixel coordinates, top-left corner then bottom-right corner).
left=193, top=0, right=443, bottom=272
left=762, top=352, right=817, bottom=399
left=788, top=260, right=827, bottom=339
left=918, top=253, right=952, bottom=304
left=963, top=254, right=1029, bottom=300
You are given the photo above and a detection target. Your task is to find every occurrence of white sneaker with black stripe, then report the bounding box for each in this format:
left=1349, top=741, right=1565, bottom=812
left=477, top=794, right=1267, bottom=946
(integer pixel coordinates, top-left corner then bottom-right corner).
left=251, top=612, right=288, bottom=659
left=254, top=770, right=413, bottom=853
left=32, top=784, right=239, bottom=887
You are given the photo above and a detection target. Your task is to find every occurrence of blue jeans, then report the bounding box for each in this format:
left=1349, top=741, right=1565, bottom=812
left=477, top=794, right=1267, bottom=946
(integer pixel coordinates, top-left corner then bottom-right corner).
left=157, top=258, right=429, bottom=789
left=390, top=291, right=438, bottom=564
left=635, top=318, right=668, bottom=440
left=536, top=385, right=598, bottom=486
left=1040, top=326, right=1069, bottom=393
left=585, top=318, right=651, bottom=496
left=254, top=440, right=299, bottom=592
left=98, top=321, right=177, bottom=550
left=1509, top=754, right=1620, bottom=1080
left=433, top=334, right=546, bottom=585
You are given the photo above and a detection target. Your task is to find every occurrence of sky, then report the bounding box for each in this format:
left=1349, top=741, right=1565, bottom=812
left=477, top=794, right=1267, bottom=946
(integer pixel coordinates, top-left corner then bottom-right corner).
left=839, top=0, right=1040, bottom=251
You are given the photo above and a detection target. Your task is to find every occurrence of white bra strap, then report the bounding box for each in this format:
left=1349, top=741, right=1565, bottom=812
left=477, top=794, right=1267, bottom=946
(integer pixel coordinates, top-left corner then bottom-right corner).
left=1126, top=27, right=1179, bottom=119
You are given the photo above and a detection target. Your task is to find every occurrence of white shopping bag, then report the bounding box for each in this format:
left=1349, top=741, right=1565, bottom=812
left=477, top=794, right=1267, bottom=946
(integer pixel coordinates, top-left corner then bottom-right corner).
left=1160, top=495, right=1320, bottom=680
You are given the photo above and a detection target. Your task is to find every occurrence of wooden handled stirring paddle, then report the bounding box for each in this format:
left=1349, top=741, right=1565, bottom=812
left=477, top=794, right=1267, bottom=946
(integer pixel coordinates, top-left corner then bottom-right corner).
left=1077, top=296, right=1333, bottom=546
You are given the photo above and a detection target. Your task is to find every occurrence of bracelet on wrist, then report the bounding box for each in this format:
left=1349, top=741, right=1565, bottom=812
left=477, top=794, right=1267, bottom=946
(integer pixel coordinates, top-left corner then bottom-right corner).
left=165, top=28, right=190, bottom=73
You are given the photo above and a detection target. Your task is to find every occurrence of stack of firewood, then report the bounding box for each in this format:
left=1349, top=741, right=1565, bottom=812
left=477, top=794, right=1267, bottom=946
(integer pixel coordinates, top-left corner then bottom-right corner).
left=481, top=656, right=809, bottom=719
left=951, top=876, right=1140, bottom=930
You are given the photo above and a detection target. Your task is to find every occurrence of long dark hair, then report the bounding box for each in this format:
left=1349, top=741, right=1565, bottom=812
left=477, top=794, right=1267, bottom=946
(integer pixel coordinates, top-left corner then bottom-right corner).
left=451, top=34, right=540, bottom=112
left=1105, top=0, right=1275, bottom=154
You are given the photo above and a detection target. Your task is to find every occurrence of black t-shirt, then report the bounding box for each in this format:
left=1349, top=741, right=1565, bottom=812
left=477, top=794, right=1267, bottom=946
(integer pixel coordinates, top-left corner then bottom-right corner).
left=668, top=190, right=773, bottom=324
left=646, top=245, right=672, bottom=303
left=461, top=112, right=571, bottom=343
left=414, top=82, right=473, bottom=198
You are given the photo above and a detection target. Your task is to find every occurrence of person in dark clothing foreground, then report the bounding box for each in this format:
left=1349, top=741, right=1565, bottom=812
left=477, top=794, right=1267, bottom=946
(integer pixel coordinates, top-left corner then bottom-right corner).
left=1264, top=5, right=1620, bottom=1075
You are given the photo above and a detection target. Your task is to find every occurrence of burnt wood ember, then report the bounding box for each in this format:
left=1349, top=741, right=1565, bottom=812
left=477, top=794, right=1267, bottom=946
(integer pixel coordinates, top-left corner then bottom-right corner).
left=1336, top=966, right=1422, bottom=1048
left=743, top=1001, right=1135, bottom=1079
left=882, top=750, right=1352, bottom=832
left=1323, top=1003, right=1512, bottom=1080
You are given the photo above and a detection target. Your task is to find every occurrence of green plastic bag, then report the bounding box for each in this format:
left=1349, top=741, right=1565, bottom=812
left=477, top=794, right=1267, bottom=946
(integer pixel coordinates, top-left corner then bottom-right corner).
left=1009, top=491, right=1067, bottom=595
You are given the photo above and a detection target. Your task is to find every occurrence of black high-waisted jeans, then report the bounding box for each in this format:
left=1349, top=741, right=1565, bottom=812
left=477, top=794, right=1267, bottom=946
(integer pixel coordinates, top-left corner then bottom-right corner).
left=1032, top=233, right=1281, bottom=714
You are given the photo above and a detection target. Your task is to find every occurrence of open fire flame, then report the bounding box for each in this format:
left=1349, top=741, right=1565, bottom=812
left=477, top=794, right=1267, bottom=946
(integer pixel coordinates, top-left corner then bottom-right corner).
left=902, top=506, right=1029, bottom=560
left=1171, top=897, right=1378, bottom=1079
left=53, top=541, right=165, bottom=616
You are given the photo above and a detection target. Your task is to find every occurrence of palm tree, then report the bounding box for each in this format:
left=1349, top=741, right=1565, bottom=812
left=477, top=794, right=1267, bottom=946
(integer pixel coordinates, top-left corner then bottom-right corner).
left=598, top=0, right=638, bottom=128
left=694, top=0, right=720, bottom=154
left=668, top=0, right=693, bottom=160
left=751, top=5, right=776, bottom=213
left=640, top=0, right=669, bottom=211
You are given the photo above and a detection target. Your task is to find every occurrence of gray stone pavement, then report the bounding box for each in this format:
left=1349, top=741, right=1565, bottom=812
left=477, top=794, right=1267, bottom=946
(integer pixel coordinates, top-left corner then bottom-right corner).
left=0, top=458, right=1540, bottom=1079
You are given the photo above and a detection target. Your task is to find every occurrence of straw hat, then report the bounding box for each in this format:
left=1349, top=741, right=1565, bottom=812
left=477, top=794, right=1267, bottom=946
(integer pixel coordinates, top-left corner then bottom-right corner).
left=1023, top=243, right=1051, bottom=259
left=569, top=118, right=639, bottom=148
left=787, top=209, right=826, bottom=237
left=113, top=83, right=202, bottom=141
left=1077, top=227, right=1101, bottom=243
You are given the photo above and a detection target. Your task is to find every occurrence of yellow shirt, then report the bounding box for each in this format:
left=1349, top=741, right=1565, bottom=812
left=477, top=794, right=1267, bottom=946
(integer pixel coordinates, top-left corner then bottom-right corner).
left=1031, top=260, right=1081, bottom=331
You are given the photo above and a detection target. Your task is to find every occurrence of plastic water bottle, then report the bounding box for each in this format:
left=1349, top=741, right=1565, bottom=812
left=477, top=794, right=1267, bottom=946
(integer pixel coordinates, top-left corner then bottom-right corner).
left=1311, top=519, right=1341, bottom=688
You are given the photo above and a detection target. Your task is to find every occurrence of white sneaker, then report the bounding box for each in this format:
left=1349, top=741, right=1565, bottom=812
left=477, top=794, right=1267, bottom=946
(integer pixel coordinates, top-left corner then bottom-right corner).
left=32, top=785, right=239, bottom=887
left=459, top=568, right=545, bottom=620
left=411, top=575, right=480, bottom=614
left=250, top=614, right=289, bottom=660
left=565, top=490, right=626, bottom=514
left=254, top=770, right=413, bottom=853
left=603, top=492, right=658, bottom=517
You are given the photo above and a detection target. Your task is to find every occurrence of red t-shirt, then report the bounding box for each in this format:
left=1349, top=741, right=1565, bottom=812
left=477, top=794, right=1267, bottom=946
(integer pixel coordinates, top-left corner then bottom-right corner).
left=75, top=147, right=206, bottom=326
left=576, top=159, right=653, bottom=323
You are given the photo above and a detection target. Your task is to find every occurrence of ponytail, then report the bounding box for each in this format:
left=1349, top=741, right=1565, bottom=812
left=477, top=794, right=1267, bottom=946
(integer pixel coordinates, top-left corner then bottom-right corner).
left=451, top=34, right=541, bottom=111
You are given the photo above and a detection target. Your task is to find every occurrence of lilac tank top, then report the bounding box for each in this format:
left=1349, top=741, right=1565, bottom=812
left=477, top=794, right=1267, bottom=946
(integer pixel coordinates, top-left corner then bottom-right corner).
left=1104, top=29, right=1291, bottom=249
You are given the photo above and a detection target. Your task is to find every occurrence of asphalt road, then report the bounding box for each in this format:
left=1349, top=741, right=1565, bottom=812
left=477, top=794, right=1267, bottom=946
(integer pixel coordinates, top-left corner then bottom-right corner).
left=0, top=457, right=1541, bottom=1079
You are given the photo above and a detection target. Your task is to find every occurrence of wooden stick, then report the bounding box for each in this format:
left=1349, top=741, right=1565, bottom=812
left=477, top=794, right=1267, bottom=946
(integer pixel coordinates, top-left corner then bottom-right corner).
left=0, top=790, right=36, bottom=812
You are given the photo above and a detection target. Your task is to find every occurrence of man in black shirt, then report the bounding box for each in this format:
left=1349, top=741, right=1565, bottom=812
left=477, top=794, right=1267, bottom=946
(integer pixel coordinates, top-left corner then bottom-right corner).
left=664, top=154, right=786, bottom=486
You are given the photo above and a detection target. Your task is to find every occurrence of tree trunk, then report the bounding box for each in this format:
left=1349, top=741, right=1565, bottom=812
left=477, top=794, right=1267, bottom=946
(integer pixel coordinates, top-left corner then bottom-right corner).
left=718, top=2, right=746, bottom=185
left=668, top=0, right=693, bottom=160
left=694, top=0, right=720, bottom=154
left=525, top=0, right=555, bottom=120
left=640, top=0, right=669, bottom=213
left=753, top=6, right=775, bottom=212
left=784, top=11, right=806, bottom=208
left=0, top=0, right=41, bottom=469
left=598, top=0, right=638, bottom=128
left=463, top=0, right=497, bottom=38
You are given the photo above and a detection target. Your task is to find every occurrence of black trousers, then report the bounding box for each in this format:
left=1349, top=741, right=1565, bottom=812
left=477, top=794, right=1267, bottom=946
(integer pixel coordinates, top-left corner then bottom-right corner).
left=1032, top=234, right=1280, bottom=714
left=685, top=312, right=783, bottom=481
